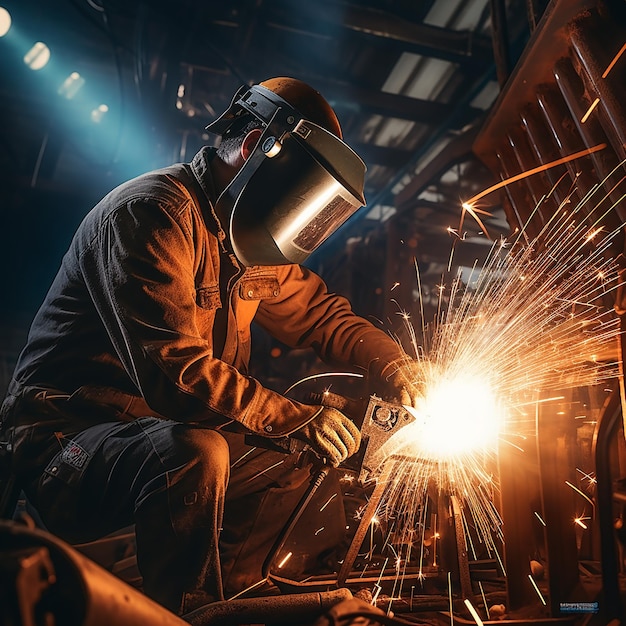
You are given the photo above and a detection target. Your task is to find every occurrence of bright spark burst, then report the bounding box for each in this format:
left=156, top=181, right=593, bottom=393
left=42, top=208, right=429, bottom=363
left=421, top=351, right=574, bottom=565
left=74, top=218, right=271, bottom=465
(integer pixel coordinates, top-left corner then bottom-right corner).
left=404, top=374, right=503, bottom=459
left=363, top=160, right=626, bottom=595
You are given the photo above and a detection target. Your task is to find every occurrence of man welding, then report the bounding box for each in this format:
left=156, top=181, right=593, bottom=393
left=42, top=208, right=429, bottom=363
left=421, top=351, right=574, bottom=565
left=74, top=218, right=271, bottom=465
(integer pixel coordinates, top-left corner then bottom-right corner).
left=0, top=77, right=421, bottom=615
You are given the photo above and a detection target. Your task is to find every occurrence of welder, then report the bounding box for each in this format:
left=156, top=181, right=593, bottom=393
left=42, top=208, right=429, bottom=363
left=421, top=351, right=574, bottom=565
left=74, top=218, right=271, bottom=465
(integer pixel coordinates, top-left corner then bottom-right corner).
left=0, top=77, right=421, bottom=615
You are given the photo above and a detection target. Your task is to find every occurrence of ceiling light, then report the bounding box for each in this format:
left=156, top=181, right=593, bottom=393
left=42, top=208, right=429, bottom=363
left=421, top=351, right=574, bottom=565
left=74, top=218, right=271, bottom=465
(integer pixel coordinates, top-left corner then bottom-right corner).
left=58, top=71, right=85, bottom=99
left=0, top=7, right=11, bottom=37
left=24, top=42, right=50, bottom=70
left=91, top=103, right=109, bottom=123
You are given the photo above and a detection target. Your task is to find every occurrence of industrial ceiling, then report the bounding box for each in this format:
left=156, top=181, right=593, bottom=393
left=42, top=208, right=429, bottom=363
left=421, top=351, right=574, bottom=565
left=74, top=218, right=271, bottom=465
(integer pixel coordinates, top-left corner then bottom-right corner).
left=0, top=0, right=537, bottom=358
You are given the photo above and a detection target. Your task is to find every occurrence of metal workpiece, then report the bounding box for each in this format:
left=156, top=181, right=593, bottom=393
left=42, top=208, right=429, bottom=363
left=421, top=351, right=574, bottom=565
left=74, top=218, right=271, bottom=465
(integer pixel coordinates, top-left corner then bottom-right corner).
left=518, top=106, right=569, bottom=211
left=553, top=56, right=626, bottom=228
left=474, top=0, right=626, bottom=236
left=474, top=0, right=626, bottom=617
left=336, top=461, right=394, bottom=588
left=358, top=396, right=416, bottom=484
left=504, top=128, right=548, bottom=226
left=568, top=9, right=626, bottom=162
left=449, top=496, right=473, bottom=602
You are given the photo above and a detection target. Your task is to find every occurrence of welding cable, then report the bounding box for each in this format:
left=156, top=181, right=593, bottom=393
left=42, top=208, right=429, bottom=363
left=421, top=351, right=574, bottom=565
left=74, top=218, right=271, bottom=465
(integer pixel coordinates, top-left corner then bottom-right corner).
left=261, top=465, right=332, bottom=579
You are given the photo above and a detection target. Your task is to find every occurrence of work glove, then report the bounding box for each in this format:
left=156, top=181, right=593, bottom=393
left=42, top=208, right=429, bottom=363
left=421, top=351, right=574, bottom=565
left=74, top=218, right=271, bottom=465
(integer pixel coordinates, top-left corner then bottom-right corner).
left=379, top=356, right=425, bottom=407
left=292, top=407, right=361, bottom=467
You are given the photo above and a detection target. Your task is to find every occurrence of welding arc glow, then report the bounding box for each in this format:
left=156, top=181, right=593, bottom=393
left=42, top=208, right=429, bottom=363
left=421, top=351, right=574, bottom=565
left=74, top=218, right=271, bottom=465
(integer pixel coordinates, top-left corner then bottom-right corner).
left=375, top=373, right=503, bottom=462
left=404, top=374, right=502, bottom=459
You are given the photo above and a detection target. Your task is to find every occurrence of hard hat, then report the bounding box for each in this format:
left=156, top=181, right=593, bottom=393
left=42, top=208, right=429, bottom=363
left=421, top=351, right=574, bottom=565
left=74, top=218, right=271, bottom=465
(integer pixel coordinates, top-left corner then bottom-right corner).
left=207, top=78, right=366, bottom=267
left=258, top=77, right=342, bottom=138
left=206, top=77, right=342, bottom=139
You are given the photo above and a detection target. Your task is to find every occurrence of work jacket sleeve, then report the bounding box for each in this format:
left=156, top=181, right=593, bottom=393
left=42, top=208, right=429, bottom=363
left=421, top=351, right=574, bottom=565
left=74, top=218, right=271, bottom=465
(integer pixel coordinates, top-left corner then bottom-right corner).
left=78, top=193, right=319, bottom=437
left=254, top=264, right=407, bottom=378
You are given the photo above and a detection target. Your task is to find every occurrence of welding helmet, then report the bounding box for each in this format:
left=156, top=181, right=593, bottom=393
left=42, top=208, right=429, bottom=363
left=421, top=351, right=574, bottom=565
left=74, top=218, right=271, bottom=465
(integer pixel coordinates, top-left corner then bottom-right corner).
left=206, top=77, right=367, bottom=266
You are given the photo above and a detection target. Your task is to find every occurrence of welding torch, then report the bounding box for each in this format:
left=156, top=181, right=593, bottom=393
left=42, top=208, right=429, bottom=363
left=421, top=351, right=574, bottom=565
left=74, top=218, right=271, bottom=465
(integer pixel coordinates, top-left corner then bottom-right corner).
left=245, top=392, right=415, bottom=483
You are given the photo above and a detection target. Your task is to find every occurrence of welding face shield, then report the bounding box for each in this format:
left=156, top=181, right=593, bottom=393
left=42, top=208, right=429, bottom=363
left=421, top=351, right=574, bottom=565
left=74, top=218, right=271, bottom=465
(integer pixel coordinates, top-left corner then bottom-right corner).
left=206, top=83, right=366, bottom=266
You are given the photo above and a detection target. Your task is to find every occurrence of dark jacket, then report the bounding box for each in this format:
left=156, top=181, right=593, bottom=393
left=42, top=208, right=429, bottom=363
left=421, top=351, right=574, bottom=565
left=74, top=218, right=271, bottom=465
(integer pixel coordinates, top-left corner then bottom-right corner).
left=3, top=147, right=404, bottom=442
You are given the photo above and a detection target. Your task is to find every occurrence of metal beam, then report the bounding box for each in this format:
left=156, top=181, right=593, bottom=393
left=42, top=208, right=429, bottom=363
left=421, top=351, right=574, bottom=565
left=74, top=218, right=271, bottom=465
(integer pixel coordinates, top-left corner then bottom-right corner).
left=308, top=78, right=483, bottom=127
left=395, top=125, right=482, bottom=210
left=351, top=143, right=412, bottom=169
left=415, top=238, right=495, bottom=267
left=291, top=1, right=494, bottom=67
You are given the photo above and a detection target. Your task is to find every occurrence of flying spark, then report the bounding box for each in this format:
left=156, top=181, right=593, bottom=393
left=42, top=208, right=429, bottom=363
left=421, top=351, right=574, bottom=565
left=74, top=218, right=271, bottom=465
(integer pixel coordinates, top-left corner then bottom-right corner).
left=528, top=573, right=547, bottom=605
left=602, top=41, right=626, bottom=78
left=565, top=480, right=596, bottom=513
left=581, top=98, right=600, bottom=123
left=464, top=598, right=485, bottom=626
left=576, top=467, right=597, bottom=486
left=277, top=552, right=292, bottom=569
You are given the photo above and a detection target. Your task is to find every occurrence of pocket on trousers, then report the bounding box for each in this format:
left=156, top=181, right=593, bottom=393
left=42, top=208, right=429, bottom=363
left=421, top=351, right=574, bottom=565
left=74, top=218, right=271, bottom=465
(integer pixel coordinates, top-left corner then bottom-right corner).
left=43, top=438, right=91, bottom=486
left=34, top=424, right=117, bottom=539
left=36, top=453, right=88, bottom=538
left=44, top=421, right=115, bottom=488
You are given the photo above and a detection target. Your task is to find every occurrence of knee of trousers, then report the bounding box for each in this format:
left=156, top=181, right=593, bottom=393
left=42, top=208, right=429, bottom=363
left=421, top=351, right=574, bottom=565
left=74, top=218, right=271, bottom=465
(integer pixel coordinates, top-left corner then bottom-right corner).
left=168, top=425, right=230, bottom=502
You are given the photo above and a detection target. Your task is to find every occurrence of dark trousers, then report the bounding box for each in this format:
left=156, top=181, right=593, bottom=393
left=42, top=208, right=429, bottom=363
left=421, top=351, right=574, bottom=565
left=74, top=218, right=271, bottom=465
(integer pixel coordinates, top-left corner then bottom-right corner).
left=13, top=416, right=314, bottom=615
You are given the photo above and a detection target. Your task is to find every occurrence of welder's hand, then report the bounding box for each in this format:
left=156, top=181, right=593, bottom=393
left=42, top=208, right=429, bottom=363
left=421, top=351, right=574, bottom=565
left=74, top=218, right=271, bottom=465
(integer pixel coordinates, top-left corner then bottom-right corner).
left=380, top=357, right=425, bottom=408
left=292, top=407, right=361, bottom=467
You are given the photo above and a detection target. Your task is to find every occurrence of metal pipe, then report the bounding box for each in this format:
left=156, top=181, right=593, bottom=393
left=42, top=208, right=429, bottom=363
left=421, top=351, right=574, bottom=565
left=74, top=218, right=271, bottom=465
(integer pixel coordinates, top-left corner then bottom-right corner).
left=183, top=588, right=353, bottom=626
left=519, top=105, right=568, bottom=209
left=493, top=143, right=541, bottom=242
left=568, top=10, right=626, bottom=162
left=535, top=85, right=594, bottom=210
left=490, top=0, right=512, bottom=86
left=0, top=521, right=190, bottom=626
left=505, top=128, right=550, bottom=228
left=554, top=57, right=626, bottom=229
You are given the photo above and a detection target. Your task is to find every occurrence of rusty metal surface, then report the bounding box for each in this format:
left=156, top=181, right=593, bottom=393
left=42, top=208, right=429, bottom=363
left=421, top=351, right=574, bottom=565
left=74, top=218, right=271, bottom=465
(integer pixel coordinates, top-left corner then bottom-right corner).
left=535, top=395, right=580, bottom=615
left=554, top=57, right=626, bottom=230
left=474, top=0, right=626, bottom=237
left=497, top=442, right=543, bottom=611
left=450, top=495, right=473, bottom=601
left=568, top=12, right=626, bottom=162
left=474, top=0, right=614, bottom=166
